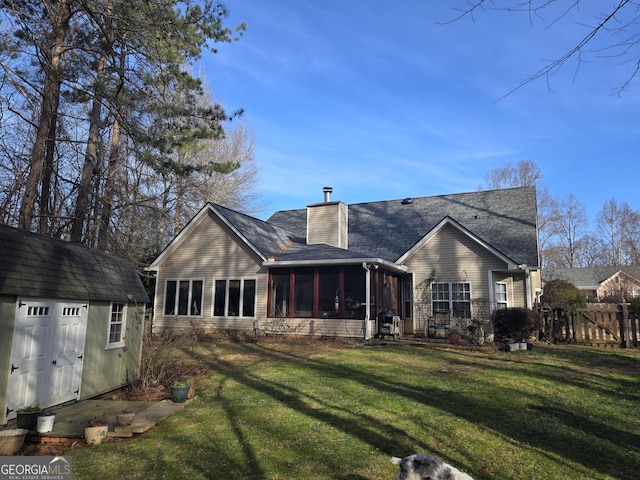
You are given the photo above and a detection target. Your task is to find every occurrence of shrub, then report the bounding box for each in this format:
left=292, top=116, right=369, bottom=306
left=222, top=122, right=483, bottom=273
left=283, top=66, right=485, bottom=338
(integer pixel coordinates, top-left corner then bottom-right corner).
left=540, top=279, right=585, bottom=310
left=492, top=307, right=542, bottom=341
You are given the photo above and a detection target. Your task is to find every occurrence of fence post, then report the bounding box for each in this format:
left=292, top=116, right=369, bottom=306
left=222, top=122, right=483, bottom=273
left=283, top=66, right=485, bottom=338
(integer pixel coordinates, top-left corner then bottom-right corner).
left=619, top=304, right=630, bottom=348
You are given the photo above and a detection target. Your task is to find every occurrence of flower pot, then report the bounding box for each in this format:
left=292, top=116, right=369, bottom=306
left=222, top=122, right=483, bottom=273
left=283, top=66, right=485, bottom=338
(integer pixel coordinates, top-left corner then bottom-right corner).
left=16, top=411, right=40, bottom=430
left=448, top=333, right=462, bottom=345
left=84, top=425, right=109, bottom=445
left=116, top=411, right=135, bottom=426
left=37, top=413, right=56, bottom=433
left=0, top=429, right=29, bottom=455
left=171, top=384, right=191, bottom=403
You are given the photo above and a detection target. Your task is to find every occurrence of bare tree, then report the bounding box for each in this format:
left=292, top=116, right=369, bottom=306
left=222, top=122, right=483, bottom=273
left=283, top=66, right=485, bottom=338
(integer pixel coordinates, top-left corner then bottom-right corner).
left=482, top=159, right=542, bottom=190
left=448, top=1, right=640, bottom=95
left=550, top=193, right=589, bottom=268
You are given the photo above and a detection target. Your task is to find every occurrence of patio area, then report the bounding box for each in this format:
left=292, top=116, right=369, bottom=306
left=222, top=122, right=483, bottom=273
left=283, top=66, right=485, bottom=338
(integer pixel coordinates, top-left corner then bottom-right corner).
left=2, top=398, right=189, bottom=447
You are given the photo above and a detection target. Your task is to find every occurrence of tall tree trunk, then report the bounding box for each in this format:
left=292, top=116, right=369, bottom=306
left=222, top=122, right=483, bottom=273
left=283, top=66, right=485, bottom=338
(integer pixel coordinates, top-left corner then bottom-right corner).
left=18, top=0, right=75, bottom=231
left=70, top=52, right=107, bottom=242
left=97, top=115, right=121, bottom=251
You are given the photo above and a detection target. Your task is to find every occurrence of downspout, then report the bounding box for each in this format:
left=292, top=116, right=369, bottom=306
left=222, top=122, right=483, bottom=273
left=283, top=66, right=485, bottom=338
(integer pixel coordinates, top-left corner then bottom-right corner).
left=362, top=262, right=372, bottom=340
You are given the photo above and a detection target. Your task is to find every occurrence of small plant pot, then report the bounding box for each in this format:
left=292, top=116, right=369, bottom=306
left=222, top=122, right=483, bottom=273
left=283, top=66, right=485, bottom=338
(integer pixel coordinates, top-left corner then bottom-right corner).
left=16, top=411, right=40, bottom=430
left=36, top=413, right=56, bottom=433
left=448, top=333, right=462, bottom=345
left=116, top=411, right=135, bottom=426
left=507, top=342, right=521, bottom=352
left=0, top=429, right=29, bottom=455
left=84, top=425, right=109, bottom=445
left=171, top=384, right=191, bottom=403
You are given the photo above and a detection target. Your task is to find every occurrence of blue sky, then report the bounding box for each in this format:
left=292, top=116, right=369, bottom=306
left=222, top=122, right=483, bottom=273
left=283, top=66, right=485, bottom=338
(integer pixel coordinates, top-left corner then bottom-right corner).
left=204, top=1, right=640, bottom=223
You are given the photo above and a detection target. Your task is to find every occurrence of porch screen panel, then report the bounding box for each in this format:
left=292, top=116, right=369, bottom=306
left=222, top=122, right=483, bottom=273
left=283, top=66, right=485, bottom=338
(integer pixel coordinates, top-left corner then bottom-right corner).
left=343, top=268, right=366, bottom=318
left=318, top=271, right=339, bottom=316
left=294, top=271, right=313, bottom=317
left=271, top=272, right=290, bottom=316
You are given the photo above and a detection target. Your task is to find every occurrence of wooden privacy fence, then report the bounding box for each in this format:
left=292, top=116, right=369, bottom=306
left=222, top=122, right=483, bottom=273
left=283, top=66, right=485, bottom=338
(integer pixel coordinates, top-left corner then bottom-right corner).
left=544, top=303, right=639, bottom=348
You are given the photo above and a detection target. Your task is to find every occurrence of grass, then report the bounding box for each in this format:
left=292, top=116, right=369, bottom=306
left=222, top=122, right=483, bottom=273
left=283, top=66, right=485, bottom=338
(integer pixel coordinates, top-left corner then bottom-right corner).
left=66, top=337, right=640, bottom=479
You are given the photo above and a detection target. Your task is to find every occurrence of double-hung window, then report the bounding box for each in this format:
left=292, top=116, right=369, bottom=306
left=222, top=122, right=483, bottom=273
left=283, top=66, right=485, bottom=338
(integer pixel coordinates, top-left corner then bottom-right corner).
left=164, top=279, right=203, bottom=316
left=213, top=279, right=257, bottom=317
left=495, top=282, right=508, bottom=309
left=107, top=302, right=126, bottom=348
left=432, top=282, right=472, bottom=319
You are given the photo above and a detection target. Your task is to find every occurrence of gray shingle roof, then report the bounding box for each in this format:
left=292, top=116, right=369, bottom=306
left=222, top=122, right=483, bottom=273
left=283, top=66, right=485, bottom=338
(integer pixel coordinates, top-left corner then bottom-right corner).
left=213, top=204, right=297, bottom=258
left=267, top=187, right=539, bottom=266
left=0, top=223, right=150, bottom=303
left=543, top=267, right=640, bottom=287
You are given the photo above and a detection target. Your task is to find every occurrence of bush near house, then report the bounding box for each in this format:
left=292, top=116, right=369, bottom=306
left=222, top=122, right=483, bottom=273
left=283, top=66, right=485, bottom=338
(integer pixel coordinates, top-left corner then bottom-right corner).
left=540, top=279, right=586, bottom=310
left=492, top=307, right=542, bottom=341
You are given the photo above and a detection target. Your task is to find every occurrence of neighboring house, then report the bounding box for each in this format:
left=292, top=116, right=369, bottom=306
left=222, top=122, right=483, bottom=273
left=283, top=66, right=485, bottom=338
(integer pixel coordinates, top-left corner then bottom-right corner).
left=543, top=267, right=640, bottom=302
left=148, top=186, right=540, bottom=340
left=0, top=224, right=149, bottom=425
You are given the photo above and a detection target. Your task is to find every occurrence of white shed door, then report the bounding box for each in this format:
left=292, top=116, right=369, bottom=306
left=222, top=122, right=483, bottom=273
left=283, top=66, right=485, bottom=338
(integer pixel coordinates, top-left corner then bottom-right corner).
left=4, top=299, right=87, bottom=423
left=49, top=304, right=88, bottom=405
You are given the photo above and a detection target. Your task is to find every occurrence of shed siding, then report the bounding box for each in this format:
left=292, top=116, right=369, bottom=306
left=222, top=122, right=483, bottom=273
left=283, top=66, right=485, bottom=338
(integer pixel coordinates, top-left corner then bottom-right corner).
left=80, top=301, right=145, bottom=399
left=153, top=210, right=269, bottom=332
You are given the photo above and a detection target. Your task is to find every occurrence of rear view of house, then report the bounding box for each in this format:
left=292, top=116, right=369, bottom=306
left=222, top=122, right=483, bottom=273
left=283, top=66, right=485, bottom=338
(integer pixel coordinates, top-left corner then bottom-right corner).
left=0, top=224, right=149, bottom=425
left=148, top=187, right=540, bottom=340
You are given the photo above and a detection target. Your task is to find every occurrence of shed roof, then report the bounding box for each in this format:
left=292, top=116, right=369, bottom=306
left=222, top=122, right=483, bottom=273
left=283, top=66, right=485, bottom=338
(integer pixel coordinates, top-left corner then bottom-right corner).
left=0, top=223, right=150, bottom=303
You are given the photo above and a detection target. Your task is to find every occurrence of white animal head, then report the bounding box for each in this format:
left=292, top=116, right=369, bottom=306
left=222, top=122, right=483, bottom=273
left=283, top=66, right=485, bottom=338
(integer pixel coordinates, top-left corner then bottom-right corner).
left=390, top=454, right=474, bottom=480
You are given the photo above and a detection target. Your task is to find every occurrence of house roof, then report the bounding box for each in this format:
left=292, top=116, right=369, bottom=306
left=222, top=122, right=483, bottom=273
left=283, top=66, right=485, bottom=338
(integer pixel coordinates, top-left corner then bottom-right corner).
left=543, top=267, right=640, bottom=289
left=0, top=223, right=150, bottom=303
left=268, top=186, right=539, bottom=267
left=150, top=186, right=539, bottom=271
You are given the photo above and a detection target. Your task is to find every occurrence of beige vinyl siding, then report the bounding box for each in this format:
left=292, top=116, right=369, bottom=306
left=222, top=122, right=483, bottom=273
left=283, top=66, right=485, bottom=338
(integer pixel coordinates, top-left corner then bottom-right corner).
left=153, top=210, right=268, bottom=333
left=259, top=316, right=364, bottom=338
left=306, top=202, right=348, bottom=248
left=492, top=272, right=526, bottom=308
left=405, top=224, right=509, bottom=331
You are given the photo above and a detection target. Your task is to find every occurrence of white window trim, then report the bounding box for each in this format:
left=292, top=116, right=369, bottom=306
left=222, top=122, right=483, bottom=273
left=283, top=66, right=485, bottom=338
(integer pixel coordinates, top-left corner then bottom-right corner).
left=106, top=302, right=126, bottom=349
left=431, top=281, right=472, bottom=318
left=212, top=277, right=258, bottom=318
left=495, top=282, right=509, bottom=310
left=163, top=278, right=205, bottom=317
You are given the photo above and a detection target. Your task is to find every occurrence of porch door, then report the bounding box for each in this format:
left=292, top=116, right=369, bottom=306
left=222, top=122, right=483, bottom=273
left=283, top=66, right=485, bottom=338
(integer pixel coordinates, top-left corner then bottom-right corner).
left=4, top=299, right=87, bottom=423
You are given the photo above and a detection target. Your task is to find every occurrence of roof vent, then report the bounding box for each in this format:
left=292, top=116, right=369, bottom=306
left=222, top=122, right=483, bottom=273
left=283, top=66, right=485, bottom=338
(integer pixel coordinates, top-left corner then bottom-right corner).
left=323, top=186, right=333, bottom=202
left=401, top=198, right=412, bottom=205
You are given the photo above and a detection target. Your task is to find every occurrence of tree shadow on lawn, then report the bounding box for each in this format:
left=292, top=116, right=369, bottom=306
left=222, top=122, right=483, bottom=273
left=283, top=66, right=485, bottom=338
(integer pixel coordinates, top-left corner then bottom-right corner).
left=185, top=340, right=639, bottom=480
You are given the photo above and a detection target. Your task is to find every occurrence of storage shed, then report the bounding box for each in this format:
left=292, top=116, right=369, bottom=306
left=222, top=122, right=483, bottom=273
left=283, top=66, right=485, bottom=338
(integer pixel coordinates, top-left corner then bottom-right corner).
left=0, top=224, right=149, bottom=425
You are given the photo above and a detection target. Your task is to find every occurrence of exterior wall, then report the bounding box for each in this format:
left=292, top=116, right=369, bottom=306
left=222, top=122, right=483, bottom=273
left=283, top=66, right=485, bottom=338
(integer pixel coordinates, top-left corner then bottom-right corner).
left=0, top=295, right=16, bottom=416
left=258, top=316, right=365, bottom=338
left=306, top=202, right=348, bottom=249
left=79, top=301, right=145, bottom=399
left=153, top=210, right=269, bottom=333
left=405, top=224, right=510, bottom=333
left=492, top=271, right=528, bottom=308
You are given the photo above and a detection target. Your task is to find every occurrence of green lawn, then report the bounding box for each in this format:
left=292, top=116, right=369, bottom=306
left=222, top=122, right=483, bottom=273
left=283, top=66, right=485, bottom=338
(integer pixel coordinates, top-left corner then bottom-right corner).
left=67, top=338, right=640, bottom=479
